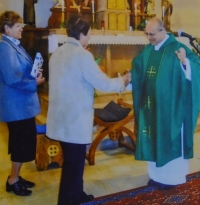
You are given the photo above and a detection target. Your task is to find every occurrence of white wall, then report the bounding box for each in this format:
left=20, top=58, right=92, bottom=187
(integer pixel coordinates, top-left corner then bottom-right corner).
left=0, top=0, right=54, bottom=28
left=0, top=0, right=23, bottom=17
left=34, top=0, right=55, bottom=27
left=154, top=0, right=200, bottom=37
left=1, top=0, right=200, bottom=37
left=171, top=0, right=200, bottom=37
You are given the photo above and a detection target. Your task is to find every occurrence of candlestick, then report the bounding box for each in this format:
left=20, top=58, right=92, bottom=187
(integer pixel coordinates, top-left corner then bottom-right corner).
left=62, top=0, right=64, bottom=11
left=135, top=16, right=137, bottom=30
left=77, top=5, right=81, bottom=13
left=168, top=8, right=171, bottom=15
left=92, top=12, right=95, bottom=28
left=134, top=3, right=137, bottom=16
left=162, top=6, right=165, bottom=17
left=92, top=0, right=94, bottom=13
left=101, top=20, right=105, bottom=31
left=62, top=11, right=64, bottom=22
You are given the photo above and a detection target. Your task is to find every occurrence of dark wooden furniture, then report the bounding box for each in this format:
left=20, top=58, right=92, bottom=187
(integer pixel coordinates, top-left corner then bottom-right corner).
left=35, top=124, right=63, bottom=171
left=86, top=99, right=136, bottom=165
left=64, top=0, right=96, bottom=20
left=48, top=0, right=97, bottom=28
left=21, top=28, right=49, bottom=81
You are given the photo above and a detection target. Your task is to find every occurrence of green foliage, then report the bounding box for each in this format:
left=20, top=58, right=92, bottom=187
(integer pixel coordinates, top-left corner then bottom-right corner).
left=95, top=56, right=102, bottom=65
left=60, top=21, right=67, bottom=28
left=137, top=19, right=147, bottom=31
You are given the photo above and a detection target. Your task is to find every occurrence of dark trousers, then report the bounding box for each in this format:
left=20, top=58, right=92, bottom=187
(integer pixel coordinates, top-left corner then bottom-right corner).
left=58, top=142, right=87, bottom=205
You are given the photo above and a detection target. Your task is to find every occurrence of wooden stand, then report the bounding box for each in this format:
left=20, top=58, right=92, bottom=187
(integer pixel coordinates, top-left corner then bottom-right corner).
left=86, top=99, right=136, bottom=165
left=36, top=130, right=63, bottom=171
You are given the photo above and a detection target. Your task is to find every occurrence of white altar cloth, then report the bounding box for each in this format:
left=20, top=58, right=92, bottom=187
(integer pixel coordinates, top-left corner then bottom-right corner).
left=48, top=33, right=191, bottom=52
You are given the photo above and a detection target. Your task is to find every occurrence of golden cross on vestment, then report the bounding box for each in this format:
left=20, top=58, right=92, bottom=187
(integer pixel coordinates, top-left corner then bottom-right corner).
left=142, top=126, right=151, bottom=138
left=144, top=96, right=153, bottom=109
left=147, top=66, right=156, bottom=78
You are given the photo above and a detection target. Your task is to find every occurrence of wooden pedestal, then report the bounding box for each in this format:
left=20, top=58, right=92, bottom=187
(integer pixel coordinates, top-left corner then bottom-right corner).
left=36, top=134, right=63, bottom=171
left=48, top=7, right=65, bottom=29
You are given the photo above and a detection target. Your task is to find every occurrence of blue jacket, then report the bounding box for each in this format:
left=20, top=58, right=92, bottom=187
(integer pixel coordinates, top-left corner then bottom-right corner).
left=0, top=35, right=40, bottom=122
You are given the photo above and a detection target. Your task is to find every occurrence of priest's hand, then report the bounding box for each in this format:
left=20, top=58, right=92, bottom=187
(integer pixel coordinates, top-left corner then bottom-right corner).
left=118, top=70, right=131, bottom=87
left=175, top=47, right=186, bottom=65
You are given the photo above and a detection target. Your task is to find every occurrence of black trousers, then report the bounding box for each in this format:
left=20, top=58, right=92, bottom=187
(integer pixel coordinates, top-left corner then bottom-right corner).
left=58, top=142, right=87, bottom=205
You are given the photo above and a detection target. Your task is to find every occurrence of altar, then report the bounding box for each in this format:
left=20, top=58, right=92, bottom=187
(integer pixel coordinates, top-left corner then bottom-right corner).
left=48, top=29, right=190, bottom=77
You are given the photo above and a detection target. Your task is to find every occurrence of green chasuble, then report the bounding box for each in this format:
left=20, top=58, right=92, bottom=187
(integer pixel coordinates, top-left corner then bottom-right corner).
left=131, top=33, right=200, bottom=167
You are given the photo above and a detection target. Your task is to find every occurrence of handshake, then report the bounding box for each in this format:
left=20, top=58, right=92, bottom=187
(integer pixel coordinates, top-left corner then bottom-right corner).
left=118, top=70, right=132, bottom=87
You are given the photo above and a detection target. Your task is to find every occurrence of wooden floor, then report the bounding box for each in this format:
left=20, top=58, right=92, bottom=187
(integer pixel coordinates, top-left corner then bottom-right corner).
left=1, top=90, right=200, bottom=204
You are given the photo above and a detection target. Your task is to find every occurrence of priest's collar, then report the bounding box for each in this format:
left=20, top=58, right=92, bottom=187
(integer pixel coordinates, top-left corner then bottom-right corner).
left=2, top=34, right=20, bottom=46
left=154, top=34, right=169, bottom=51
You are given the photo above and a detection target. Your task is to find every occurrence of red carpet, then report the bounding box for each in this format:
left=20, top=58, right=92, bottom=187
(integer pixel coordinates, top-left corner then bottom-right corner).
left=82, top=172, right=200, bottom=204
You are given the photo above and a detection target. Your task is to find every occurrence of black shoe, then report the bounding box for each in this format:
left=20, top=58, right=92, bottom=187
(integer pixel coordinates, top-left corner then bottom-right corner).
left=147, top=179, right=157, bottom=187
left=157, top=183, right=176, bottom=190
left=6, top=180, right=32, bottom=196
left=147, top=179, right=175, bottom=190
left=19, top=176, right=35, bottom=188
left=80, top=192, right=94, bottom=203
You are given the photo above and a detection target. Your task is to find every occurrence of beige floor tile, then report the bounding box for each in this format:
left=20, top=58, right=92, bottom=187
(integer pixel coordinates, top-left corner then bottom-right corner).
left=1, top=104, right=200, bottom=204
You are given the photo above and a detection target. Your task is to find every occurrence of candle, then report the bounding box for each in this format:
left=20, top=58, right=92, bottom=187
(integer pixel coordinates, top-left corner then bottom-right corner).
left=134, top=3, right=137, bottom=16
left=162, top=6, right=165, bottom=17
left=101, top=20, right=105, bottom=30
left=92, top=0, right=94, bottom=13
left=77, top=5, right=80, bottom=13
left=62, top=12, right=64, bottom=22
left=61, top=0, right=64, bottom=11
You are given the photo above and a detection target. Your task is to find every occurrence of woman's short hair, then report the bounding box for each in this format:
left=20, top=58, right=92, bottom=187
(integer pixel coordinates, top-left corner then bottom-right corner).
left=0, top=11, right=22, bottom=33
left=67, top=15, right=91, bottom=40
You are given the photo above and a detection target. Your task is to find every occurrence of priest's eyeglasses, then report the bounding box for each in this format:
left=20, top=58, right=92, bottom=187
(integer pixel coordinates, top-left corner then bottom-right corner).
left=144, top=29, right=163, bottom=37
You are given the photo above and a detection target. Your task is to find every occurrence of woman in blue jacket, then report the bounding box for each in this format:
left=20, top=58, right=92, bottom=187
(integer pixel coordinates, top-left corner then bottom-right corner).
left=0, top=11, right=45, bottom=196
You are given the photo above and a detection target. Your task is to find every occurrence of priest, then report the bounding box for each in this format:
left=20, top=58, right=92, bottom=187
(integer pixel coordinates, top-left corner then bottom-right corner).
left=131, top=17, right=200, bottom=190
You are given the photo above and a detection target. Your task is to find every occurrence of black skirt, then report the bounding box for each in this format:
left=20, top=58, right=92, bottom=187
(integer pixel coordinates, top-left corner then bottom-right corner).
left=7, top=117, right=37, bottom=163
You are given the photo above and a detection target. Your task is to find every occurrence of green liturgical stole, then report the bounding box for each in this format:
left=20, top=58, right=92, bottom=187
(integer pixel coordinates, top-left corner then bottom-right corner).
left=138, top=47, right=165, bottom=161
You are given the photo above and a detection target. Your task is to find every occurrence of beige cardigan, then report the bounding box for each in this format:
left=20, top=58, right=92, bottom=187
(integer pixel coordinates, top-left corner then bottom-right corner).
left=46, top=37, right=125, bottom=144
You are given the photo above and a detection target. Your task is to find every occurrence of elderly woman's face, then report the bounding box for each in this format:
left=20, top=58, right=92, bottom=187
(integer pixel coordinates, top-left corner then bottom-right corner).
left=5, top=22, right=25, bottom=39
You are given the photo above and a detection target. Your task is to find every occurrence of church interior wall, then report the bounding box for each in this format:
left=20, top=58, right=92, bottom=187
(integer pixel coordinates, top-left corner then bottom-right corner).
left=170, top=0, right=200, bottom=37
left=1, top=0, right=200, bottom=37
